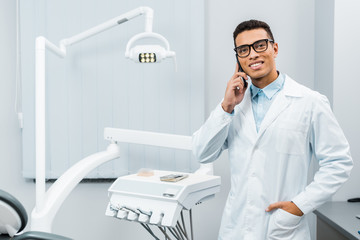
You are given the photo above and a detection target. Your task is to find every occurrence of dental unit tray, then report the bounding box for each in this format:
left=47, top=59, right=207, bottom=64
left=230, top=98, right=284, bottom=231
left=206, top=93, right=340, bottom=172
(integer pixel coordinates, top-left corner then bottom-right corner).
left=105, top=170, right=220, bottom=228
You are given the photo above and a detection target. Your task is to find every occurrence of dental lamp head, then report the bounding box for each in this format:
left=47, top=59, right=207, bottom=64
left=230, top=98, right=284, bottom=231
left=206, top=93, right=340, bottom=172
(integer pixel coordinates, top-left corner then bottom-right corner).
left=128, top=45, right=175, bottom=63
left=125, top=32, right=176, bottom=65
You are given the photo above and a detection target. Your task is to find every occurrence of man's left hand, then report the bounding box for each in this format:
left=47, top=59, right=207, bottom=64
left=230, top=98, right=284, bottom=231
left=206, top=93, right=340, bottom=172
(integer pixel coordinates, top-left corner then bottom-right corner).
left=265, top=201, right=304, bottom=216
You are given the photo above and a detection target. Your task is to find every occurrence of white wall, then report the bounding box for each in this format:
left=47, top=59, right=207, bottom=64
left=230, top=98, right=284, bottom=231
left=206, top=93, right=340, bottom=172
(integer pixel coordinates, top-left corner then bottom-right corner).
left=1, top=0, right=358, bottom=240
left=332, top=0, right=360, bottom=200
left=315, top=0, right=334, bottom=106
left=314, top=0, right=360, bottom=202
left=0, top=0, right=35, bottom=215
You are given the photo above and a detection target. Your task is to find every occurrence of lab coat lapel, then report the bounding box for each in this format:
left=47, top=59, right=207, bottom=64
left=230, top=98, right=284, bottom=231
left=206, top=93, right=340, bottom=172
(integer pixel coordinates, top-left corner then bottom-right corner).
left=257, top=91, right=289, bottom=137
left=257, top=75, right=301, bottom=138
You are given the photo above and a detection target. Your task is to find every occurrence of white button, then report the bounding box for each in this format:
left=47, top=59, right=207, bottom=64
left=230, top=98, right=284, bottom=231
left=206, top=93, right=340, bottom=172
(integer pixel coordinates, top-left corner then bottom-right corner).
left=117, top=209, right=128, bottom=219
left=138, top=213, right=150, bottom=223
left=127, top=211, right=139, bottom=221
left=150, top=212, right=164, bottom=225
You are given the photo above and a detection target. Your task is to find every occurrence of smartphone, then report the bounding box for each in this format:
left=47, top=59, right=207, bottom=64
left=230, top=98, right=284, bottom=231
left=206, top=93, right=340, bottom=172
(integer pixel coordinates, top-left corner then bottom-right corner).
left=235, top=54, right=248, bottom=88
left=160, top=174, right=188, bottom=182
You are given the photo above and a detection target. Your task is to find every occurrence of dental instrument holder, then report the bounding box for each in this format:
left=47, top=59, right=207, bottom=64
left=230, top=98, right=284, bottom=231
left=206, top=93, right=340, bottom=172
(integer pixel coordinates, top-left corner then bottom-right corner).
left=31, top=6, right=193, bottom=233
left=105, top=170, right=220, bottom=227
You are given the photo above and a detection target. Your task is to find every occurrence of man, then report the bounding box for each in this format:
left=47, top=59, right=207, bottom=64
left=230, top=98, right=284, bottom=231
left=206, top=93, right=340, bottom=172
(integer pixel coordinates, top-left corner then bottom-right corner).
left=192, top=20, right=353, bottom=240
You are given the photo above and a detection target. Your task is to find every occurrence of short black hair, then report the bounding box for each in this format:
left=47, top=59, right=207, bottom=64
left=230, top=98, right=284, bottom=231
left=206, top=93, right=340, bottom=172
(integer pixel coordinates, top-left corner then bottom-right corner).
left=233, top=19, right=275, bottom=47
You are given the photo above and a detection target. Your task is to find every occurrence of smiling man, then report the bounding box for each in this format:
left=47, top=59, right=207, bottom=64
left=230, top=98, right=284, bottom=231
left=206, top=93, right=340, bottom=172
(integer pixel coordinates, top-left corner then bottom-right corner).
left=192, top=20, right=353, bottom=240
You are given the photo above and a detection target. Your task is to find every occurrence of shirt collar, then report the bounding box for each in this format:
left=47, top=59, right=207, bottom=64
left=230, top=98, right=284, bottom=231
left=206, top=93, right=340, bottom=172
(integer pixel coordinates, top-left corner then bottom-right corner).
left=250, top=72, right=285, bottom=100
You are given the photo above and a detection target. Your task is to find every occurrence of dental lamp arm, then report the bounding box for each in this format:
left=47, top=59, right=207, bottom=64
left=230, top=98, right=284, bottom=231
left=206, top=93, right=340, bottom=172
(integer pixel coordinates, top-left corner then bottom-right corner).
left=35, top=37, right=66, bottom=213
left=59, top=6, right=153, bottom=51
left=34, top=6, right=157, bottom=214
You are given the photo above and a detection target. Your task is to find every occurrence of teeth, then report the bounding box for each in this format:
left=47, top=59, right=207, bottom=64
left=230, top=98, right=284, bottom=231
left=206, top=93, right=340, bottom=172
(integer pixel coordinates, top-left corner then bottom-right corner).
left=251, top=62, right=262, bottom=67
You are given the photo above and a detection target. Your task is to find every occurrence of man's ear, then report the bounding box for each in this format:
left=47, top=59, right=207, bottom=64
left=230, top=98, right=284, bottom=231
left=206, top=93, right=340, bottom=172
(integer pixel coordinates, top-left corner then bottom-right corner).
left=273, top=42, right=279, bottom=58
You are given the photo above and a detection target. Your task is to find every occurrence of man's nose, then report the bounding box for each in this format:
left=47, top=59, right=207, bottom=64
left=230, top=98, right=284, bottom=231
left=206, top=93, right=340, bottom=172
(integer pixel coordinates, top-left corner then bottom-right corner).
left=248, top=47, right=260, bottom=59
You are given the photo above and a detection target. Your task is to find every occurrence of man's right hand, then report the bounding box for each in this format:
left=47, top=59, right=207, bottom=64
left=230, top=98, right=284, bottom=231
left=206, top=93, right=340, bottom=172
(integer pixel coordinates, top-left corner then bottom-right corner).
left=221, top=64, right=248, bottom=113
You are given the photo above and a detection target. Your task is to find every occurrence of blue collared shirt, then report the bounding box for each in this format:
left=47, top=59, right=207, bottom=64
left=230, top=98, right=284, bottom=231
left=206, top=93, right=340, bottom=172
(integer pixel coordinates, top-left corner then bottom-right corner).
left=250, top=72, right=285, bottom=132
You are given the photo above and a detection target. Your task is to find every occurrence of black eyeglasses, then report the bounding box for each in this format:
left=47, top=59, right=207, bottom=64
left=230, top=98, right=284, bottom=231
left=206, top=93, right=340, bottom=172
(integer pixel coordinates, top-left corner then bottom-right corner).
left=234, top=39, right=274, bottom=58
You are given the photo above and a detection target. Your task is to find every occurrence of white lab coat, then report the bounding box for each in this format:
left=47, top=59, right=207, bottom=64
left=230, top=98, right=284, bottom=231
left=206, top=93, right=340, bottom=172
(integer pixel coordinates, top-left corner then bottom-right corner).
left=192, top=75, right=353, bottom=240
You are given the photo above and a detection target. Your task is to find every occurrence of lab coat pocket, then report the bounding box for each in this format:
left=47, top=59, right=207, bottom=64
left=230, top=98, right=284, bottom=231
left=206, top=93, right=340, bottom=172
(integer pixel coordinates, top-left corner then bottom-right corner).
left=267, top=209, right=302, bottom=240
left=275, top=120, right=308, bottom=155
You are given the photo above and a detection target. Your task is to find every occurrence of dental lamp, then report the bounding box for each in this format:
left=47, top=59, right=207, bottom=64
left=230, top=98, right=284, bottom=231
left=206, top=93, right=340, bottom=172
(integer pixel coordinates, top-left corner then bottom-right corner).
left=125, top=32, right=175, bottom=63
left=31, top=6, right=214, bottom=236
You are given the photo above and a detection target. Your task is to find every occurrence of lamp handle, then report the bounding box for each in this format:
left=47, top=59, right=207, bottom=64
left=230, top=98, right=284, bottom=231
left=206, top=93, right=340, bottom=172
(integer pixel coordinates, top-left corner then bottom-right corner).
left=125, top=32, right=171, bottom=57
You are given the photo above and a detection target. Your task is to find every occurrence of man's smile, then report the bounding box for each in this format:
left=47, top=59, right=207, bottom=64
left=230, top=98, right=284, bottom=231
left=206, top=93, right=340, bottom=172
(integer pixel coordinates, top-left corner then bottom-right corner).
left=249, top=61, right=264, bottom=70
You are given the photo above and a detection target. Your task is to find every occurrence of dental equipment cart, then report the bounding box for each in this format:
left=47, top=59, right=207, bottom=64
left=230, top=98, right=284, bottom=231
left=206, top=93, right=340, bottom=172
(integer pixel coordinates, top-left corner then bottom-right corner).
left=105, top=170, right=221, bottom=240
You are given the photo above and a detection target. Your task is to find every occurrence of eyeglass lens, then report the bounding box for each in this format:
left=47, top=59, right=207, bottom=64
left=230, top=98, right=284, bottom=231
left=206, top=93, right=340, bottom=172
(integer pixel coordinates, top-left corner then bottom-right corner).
left=236, top=39, right=269, bottom=57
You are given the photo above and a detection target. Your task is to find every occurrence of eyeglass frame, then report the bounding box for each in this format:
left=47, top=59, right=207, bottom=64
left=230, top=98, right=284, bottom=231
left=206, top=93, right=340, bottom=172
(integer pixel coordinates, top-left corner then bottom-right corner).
left=234, top=39, right=274, bottom=58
